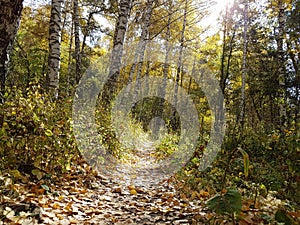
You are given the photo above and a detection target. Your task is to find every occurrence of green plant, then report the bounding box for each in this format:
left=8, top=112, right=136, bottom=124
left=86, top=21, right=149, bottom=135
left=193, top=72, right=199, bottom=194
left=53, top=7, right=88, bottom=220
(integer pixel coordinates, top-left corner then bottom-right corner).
left=0, top=84, right=78, bottom=174
left=153, top=133, right=179, bottom=160
left=207, top=187, right=242, bottom=224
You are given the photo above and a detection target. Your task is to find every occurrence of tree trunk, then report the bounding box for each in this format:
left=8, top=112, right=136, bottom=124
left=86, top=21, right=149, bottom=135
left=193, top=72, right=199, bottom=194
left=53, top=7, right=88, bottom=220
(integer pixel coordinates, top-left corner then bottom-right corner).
left=73, top=0, right=81, bottom=84
left=0, top=0, right=23, bottom=127
left=218, top=6, right=235, bottom=126
left=81, top=11, right=93, bottom=56
left=172, top=0, right=188, bottom=130
left=277, top=0, right=287, bottom=130
left=239, top=0, right=248, bottom=129
left=130, top=0, right=155, bottom=103
left=47, top=0, right=63, bottom=99
left=154, top=2, right=172, bottom=134
left=0, top=0, right=24, bottom=103
left=101, top=0, right=132, bottom=108
left=220, top=6, right=236, bottom=96
left=67, top=18, right=74, bottom=93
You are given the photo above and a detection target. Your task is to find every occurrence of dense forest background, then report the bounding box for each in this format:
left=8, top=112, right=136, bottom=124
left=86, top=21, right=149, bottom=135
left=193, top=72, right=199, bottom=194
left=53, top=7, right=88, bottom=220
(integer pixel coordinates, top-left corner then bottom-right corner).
left=0, top=0, right=299, bottom=224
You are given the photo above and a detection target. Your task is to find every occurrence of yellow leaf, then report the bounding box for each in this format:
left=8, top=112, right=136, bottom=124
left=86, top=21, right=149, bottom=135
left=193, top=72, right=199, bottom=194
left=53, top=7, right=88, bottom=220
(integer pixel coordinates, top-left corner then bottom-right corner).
left=130, top=189, right=137, bottom=195
left=56, top=214, right=64, bottom=220
left=127, top=185, right=135, bottom=190
left=80, top=189, right=87, bottom=194
left=52, top=202, right=60, bottom=209
left=199, top=190, right=210, bottom=197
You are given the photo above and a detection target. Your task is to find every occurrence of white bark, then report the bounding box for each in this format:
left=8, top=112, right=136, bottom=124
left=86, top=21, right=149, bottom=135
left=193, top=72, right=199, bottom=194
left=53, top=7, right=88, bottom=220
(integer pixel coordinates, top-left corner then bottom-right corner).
left=47, top=0, right=63, bottom=99
left=102, top=0, right=132, bottom=106
left=129, top=0, right=155, bottom=103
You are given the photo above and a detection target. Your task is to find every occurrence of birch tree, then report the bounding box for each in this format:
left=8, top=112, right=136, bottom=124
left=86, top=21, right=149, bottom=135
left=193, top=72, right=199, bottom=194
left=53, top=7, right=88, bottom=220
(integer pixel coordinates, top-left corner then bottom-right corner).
left=47, top=0, right=63, bottom=99
left=125, top=0, right=155, bottom=104
left=276, top=0, right=287, bottom=130
left=102, top=0, right=133, bottom=107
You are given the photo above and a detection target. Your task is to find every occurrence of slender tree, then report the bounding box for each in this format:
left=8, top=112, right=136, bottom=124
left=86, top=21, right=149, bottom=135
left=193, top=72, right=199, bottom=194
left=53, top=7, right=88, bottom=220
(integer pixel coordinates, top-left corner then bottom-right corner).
left=73, top=0, right=81, bottom=84
left=219, top=5, right=236, bottom=96
left=47, top=0, right=63, bottom=99
left=130, top=0, right=155, bottom=103
left=218, top=4, right=236, bottom=128
left=276, top=0, right=287, bottom=130
left=154, top=0, right=172, bottom=133
left=172, top=0, right=188, bottom=129
left=239, top=0, right=248, bottom=129
left=101, top=0, right=133, bottom=107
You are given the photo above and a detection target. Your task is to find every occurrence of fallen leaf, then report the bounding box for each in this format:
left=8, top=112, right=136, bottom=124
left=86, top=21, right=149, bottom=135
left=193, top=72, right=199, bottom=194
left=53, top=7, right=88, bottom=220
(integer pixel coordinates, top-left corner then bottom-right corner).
left=199, top=190, right=210, bottom=198
left=130, top=189, right=138, bottom=195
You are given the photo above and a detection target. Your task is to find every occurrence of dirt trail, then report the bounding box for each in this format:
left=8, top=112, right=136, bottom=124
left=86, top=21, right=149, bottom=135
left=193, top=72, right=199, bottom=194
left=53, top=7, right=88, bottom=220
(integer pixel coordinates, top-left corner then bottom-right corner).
left=0, top=141, right=207, bottom=224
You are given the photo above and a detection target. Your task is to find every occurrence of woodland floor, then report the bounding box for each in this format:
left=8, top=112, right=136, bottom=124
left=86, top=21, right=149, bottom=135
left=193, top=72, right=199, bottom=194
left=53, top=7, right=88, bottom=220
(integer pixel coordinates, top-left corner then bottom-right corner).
left=0, top=141, right=298, bottom=225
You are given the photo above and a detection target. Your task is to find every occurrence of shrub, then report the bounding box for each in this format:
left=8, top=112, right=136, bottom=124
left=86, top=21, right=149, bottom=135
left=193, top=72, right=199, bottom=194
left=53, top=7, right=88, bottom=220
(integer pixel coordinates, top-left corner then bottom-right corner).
left=0, top=85, right=78, bottom=174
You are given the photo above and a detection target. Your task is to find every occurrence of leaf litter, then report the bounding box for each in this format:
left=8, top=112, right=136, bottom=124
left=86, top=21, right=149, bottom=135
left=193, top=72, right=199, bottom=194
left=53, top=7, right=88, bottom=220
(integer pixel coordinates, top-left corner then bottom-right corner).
left=0, top=141, right=298, bottom=224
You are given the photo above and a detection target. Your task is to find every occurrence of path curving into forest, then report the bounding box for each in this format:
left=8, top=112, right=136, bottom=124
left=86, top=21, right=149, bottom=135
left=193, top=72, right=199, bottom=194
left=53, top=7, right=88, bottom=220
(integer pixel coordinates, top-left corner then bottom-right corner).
left=0, top=138, right=209, bottom=224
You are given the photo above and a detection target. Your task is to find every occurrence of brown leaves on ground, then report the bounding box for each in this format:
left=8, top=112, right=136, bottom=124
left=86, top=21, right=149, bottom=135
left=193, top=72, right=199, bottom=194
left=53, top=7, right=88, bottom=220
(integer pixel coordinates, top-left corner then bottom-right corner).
left=0, top=162, right=206, bottom=225
left=0, top=162, right=299, bottom=225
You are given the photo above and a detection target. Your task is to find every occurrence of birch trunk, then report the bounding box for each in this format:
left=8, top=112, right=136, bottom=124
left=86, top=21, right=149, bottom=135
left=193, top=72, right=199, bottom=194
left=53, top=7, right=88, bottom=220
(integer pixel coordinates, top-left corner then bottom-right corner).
left=129, top=0, right=155, bottom=103
left=47, top=0, right=63, bottom=99
left=101, top=0, right=132, bottom=108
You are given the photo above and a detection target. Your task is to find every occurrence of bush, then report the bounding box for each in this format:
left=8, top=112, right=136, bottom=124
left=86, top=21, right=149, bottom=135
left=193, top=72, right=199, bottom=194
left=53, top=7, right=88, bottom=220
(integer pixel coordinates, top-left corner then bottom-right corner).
left=0, top=85, right=78, bottom=174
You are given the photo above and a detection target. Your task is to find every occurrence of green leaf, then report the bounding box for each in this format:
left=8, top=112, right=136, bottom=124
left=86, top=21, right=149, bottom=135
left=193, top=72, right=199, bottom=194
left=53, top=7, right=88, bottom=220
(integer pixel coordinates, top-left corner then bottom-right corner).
left=45, top=129, right=53, bottom=137
left=41, top=184, right=50, bottom=192
left=207, top=188, right=242, bottom=215
left=238, top=147, right=250, bottom=178
left=275, top=209, right=295, bottom=225
left=206, top=194, right=224, bottom=214
left=10, top=169, right=22, bottom=179
left=65, top=162, right=71, bottom=171
left=33, top=155, right=42, bottom=169
left=224, top=188, right=242, bottom=213
left=31, top=169, right=44, bottom=180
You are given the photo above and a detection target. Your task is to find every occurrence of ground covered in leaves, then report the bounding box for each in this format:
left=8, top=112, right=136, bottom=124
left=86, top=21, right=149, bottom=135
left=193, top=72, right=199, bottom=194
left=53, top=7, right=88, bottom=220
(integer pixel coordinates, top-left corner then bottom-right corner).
left=1, top=158, right=299, bottom=225
left=0, top=162, right=205, bottom=225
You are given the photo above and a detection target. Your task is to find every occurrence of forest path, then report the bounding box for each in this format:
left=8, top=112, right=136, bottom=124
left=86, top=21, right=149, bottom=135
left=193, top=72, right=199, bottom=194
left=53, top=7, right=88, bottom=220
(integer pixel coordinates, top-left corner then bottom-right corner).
left=113, top=139, right=170, bottom=187
left=0, top=141, right=208, bottom=225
